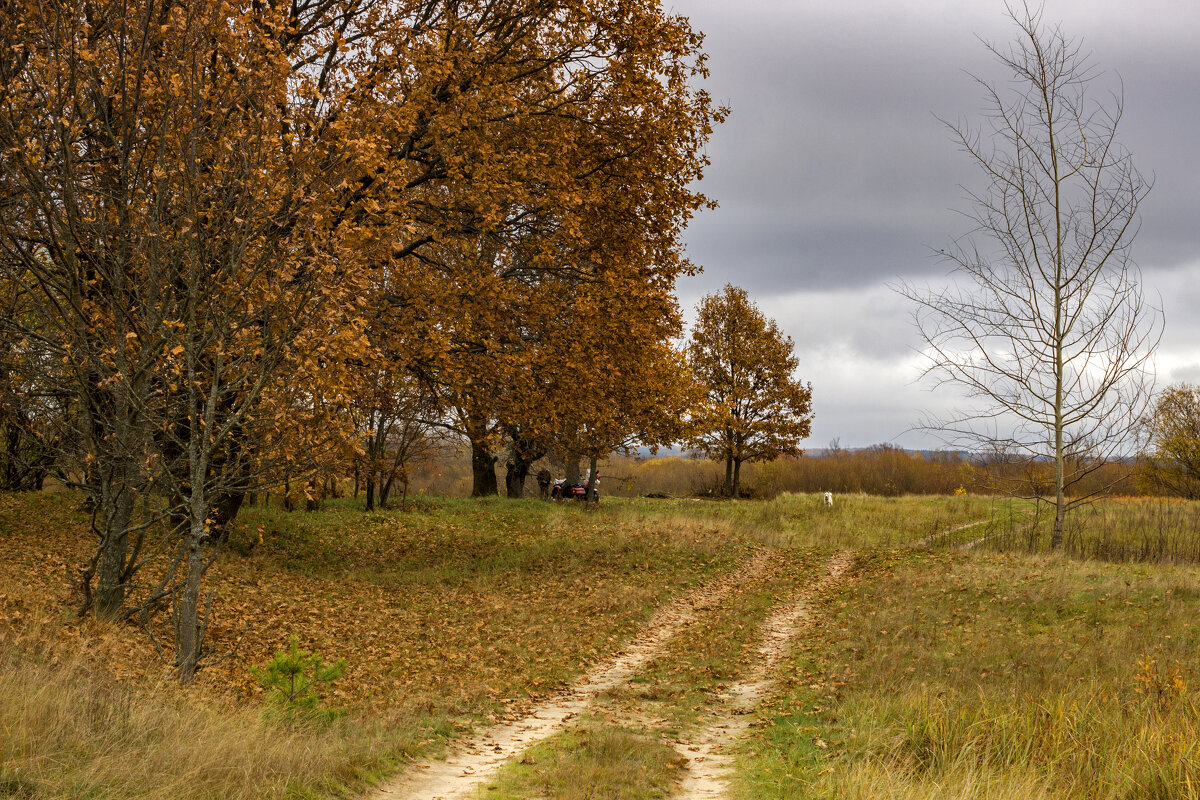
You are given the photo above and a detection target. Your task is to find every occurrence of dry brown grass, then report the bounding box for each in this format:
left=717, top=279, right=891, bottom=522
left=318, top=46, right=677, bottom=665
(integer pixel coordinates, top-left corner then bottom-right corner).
left=0, top=652, right=411, bottom=799
left=976, top=497, right=1200, bottom=563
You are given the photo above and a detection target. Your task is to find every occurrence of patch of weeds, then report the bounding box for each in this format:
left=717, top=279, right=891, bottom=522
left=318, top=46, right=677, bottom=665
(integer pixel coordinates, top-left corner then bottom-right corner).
left=0, top=774, right=38, bottom=799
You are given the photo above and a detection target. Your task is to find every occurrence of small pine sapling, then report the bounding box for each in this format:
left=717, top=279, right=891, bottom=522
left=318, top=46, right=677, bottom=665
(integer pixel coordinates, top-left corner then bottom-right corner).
left=251, top=635, right=346, bottom=723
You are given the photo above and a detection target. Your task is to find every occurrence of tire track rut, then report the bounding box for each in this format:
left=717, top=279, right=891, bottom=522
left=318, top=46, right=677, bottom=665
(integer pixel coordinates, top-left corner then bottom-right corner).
left=671, top=550, right=854, bottom=800
left=911, top=519, right=990, bottom=549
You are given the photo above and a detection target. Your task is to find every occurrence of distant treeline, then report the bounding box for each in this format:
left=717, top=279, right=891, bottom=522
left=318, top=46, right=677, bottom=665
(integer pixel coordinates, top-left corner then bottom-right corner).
left=607, top=447, right=1143, bottom=499
left=404, top=444, right=1157, bottom=500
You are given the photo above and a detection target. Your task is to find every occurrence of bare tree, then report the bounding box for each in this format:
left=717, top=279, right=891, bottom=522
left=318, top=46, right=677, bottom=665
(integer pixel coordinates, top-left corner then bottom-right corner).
left=901, top=4, right=1162, bottom=548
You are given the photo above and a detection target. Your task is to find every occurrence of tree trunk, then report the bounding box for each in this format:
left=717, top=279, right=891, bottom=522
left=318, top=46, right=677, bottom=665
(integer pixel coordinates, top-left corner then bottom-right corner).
left=471, top=440, right=498, bottom=497
left=564, top=454, right=581, bottom=487
left=1053, top=449, right=1066, bottom=549
left=1052, top=218, right=1066, bottom=549
left=175, top=520, right=206, bottom=684
left=506, top=456, right=534, bottom=499
left=584, top=456, right=599, bottom=504
left=175, top=461, right=215, bottom=686
left=380, top=472, right=393, bottom=507
left=365, top=475, right=376, bottom=511
left=732, top=458, right=743, bottom=499
left=94, top=476, right=134, bottom=619
left=209, top=490, right=245, bottom=542
left=0, top=422, right=17, bottom=490
left=724, top=450, right=734, bottom=497
left=305, top=479, right=322, bottom=511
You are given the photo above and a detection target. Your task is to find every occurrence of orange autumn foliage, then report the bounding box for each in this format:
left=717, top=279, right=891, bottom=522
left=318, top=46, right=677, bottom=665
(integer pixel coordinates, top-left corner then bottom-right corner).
left=0, top=0, right=724, bottom=680
left=686, top=285, right=813, bottom=498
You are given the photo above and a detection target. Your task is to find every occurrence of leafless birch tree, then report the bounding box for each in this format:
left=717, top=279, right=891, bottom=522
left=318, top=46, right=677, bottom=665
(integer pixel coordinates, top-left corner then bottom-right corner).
left=901, top=5, right=1162, bottom=548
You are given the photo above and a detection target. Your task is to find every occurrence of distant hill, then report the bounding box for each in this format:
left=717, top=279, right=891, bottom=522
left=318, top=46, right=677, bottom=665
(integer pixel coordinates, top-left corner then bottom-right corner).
left=633, top=445, right=977, bottom=461
left=807, top=447, right=977, bottom=460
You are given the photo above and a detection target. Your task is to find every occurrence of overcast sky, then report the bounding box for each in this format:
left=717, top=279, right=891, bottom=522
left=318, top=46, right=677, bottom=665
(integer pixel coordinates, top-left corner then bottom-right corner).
left=670, top=0, right=1200, bottom=449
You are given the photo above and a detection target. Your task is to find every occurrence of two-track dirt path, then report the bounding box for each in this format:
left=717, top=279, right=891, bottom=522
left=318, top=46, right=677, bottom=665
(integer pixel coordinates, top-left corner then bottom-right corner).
left=671, top=550, right=854, bottom=799
left=370, top=516, right=999, bottom=800
left=911, top=519, right=990, bottom=549
left=366, top=548, right=780, bottom=800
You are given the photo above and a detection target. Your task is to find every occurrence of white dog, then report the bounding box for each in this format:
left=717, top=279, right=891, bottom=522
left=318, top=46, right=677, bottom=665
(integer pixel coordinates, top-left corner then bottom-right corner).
left=822, top=492, right=834, bottom=507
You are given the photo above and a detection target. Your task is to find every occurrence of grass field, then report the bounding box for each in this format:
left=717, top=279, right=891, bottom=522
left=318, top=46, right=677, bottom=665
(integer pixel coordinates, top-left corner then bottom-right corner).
left=3, top=491, right=1200, bottom=799
left=0, top=493, right=751, bottom=799
left=624, top=491, right=1003, bottom=549
left=735, top=500, right=1200, bottom=800
left=735, top=549, right=1200, bottom=799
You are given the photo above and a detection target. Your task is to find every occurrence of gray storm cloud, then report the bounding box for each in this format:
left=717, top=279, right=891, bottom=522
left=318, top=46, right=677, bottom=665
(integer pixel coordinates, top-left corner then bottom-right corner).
left=672, top=0, right=1200, bottom=447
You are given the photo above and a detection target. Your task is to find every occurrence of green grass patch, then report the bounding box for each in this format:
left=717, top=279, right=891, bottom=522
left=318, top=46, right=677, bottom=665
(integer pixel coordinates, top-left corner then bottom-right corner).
left=472, top=720, right=684, bottom=800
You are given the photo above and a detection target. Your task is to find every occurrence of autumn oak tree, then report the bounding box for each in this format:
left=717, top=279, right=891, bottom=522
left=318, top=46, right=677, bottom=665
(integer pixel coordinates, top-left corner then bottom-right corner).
left=0, top=0, right=723, bottom=681
left=360, top=0, right=723, bottom=498
left=522, top=280, right=698, bottom=501
left=686, top=285, right=813, bottom=498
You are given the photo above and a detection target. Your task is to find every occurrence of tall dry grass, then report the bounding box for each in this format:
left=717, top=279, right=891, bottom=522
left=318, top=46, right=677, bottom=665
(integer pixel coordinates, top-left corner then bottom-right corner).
left=0, top=652, right=409, bottom=799
left=977, top=498, right=1200, bottom=563
left=819, top=686, right=1200, bottom=800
